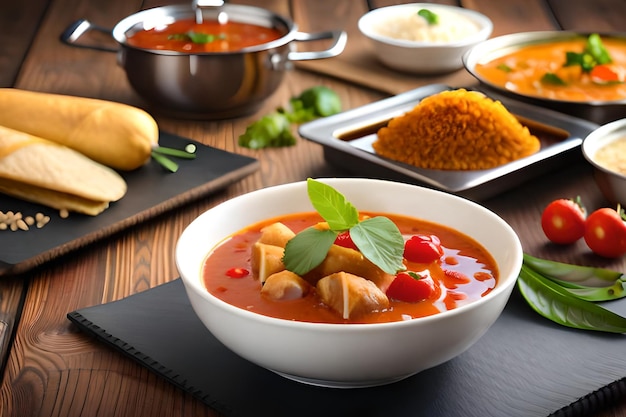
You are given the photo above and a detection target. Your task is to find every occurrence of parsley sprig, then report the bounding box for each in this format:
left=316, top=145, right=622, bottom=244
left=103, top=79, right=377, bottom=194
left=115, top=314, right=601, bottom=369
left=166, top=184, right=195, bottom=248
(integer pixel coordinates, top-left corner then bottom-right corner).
left=282, top=179, right=406, bottom=276
left=238, top=86, right=342, bottom=149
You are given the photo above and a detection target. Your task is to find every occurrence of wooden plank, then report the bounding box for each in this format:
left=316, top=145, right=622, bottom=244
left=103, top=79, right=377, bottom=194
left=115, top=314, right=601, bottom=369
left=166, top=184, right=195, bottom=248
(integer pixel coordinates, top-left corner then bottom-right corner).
left=0, top=0, right=50, bottom=87
left=0, top=0, right=49, bottom=390
left=463, top=0, right=558, bottom=35
left=548, top=0, right=626, bottom=31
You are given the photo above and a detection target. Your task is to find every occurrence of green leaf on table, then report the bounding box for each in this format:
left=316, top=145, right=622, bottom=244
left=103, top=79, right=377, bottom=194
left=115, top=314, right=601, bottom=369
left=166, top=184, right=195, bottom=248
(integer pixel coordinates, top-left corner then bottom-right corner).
left=522, top=254, right=626, bottom=302
left=556, top=280, right=626, bottom=302
left=238, top=112, right=296, bottom=149
left=523, top=253, right=624, bottom=286
left=289, top=86, right=342, bottom=123
left=238, top=86, right=341, bottom=149
left=518, top=264, right=626, bottom=333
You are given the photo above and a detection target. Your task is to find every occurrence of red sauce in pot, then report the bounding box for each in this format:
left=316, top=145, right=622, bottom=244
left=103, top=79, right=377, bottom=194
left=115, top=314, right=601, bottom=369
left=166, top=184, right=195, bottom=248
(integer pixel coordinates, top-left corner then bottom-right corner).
left=202, top=212, right=498, bottom=324
left=126, top=19, right=283, bottom=53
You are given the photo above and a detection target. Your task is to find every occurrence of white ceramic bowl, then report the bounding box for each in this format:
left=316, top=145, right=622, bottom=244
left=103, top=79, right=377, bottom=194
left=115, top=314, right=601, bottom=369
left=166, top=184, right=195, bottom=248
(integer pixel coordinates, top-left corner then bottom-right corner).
left=176, top=178, right=522, bottom=388
left=582, top=118, right=626, bottom=205
left=358, top=3, right=493, bottom=74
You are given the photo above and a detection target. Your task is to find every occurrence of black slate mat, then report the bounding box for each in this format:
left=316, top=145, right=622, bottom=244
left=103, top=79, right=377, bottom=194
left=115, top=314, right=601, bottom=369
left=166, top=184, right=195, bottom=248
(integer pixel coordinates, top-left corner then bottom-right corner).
left=67, top=279, right=626, bottom=417
left=0, top=132, right=259, bottom=276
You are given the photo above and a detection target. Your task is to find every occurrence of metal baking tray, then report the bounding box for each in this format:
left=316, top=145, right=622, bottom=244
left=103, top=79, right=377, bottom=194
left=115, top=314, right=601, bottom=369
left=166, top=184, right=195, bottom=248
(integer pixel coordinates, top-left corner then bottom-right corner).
left=299, top=84, right=599, bottom=201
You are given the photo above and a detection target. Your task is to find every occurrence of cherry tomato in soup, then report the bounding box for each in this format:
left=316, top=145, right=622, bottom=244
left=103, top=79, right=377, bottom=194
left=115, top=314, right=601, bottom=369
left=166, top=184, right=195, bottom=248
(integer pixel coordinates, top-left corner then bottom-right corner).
left=583, top=207, right=626, bottom=258
left=404, top=234, right=444, bottom=263
left=541, top=198, right=586, bottom=244
left=386, top=272, right=435, bottom=303
left=334, top=231, right=358, bottom=251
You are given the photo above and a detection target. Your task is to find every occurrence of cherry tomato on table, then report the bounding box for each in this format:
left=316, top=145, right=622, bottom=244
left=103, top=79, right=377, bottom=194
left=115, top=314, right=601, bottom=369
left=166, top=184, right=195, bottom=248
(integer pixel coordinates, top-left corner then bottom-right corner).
left=541, top=198, right=587, bottom=244
left=584, top=207, right=626, bottom=258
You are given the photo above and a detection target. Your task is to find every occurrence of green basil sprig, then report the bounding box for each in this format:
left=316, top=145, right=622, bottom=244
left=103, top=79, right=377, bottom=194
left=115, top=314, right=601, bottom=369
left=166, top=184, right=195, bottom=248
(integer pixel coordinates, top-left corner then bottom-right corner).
left=282, top=179, right=405, bottom=276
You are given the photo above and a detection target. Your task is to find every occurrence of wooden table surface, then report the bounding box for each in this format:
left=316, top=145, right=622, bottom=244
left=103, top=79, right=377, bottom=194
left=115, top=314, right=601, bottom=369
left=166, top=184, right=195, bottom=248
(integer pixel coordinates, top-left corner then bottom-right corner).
left=1, top=0, right=625, bottom=416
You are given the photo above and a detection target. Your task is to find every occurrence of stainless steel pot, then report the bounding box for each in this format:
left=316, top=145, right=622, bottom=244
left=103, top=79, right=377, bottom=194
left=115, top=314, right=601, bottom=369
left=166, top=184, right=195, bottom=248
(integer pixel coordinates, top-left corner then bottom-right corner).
left=62, top=4, right=347, bottom=119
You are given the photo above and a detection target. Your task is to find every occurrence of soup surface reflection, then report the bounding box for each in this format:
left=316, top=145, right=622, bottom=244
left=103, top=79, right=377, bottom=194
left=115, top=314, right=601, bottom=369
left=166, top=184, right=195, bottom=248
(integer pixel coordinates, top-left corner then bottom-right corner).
left=127, top=19, right=283, bottom=53
left=203, top=211, right=498, bottom=324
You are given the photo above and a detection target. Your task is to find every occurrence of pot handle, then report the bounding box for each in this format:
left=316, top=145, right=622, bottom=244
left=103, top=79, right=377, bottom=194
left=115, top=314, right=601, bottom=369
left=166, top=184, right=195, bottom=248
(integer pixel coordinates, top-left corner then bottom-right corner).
left=287, top=30, right=347, bottom=61
left=60, top=19, right=117, bottom=53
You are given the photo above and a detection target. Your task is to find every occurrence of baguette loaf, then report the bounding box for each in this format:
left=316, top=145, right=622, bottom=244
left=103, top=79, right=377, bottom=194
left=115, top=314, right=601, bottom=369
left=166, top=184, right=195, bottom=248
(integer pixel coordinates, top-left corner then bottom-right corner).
left=0, top=88, right=158, bottom=171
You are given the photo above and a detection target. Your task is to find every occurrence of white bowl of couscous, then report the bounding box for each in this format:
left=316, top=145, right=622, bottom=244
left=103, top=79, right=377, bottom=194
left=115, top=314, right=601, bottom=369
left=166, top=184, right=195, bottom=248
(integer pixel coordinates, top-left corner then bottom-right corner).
left=358, top=3, right=493, bottom=74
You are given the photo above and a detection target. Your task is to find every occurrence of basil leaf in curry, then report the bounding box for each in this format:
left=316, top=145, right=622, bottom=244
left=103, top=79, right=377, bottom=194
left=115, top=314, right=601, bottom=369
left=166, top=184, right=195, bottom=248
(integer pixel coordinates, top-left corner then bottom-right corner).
left=541, top=72, right=567, bottom=85
left=283, top=227, right=338, bottom=276
left=350, top=217, right=405, bottom=275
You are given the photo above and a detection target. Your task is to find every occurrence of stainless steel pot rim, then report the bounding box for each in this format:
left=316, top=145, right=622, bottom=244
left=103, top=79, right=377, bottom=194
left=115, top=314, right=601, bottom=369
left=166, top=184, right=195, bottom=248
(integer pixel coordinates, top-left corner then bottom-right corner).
left=111, top=3, right=301, bottom=56
left=463, top=30, right=626, bottom=106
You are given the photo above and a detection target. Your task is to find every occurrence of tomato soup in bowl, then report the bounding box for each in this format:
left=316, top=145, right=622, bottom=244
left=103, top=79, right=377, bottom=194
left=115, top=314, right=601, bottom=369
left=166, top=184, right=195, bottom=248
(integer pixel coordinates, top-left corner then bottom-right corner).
left=203, top=210, right=498, bottom=325
left=176, top=178, right=522, bottom=388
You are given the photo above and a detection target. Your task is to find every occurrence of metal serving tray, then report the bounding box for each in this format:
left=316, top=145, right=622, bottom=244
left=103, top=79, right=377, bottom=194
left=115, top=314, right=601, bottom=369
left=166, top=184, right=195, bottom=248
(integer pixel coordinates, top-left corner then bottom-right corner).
left=299, top=84, right=599, bottom=201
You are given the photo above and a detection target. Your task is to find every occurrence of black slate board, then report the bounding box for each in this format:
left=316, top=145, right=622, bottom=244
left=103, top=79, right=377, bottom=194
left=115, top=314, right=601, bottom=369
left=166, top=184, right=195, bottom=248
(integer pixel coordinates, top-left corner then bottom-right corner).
left=67, top=279, right=626, bottom=417
left=0, top=132, right=259, bottom=276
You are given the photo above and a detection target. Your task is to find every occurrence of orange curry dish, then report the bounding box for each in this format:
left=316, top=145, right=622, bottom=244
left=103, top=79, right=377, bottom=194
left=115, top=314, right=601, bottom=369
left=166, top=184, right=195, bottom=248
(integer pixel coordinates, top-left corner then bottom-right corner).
left=202, top=211, right=498, bottom=325
left=475, top=34, right=626, bottom=102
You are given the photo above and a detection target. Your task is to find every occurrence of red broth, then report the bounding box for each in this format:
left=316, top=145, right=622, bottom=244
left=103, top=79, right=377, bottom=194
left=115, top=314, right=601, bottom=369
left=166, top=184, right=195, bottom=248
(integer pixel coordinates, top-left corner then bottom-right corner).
left=203, top=212, right=498, bottom=324
left=127, top=19, right=283, bottom=53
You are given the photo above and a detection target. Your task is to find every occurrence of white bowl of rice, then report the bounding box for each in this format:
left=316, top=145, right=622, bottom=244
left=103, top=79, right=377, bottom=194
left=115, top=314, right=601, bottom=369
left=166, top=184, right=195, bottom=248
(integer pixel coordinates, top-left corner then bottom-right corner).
left=358, top=3, right=493, bottom=74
